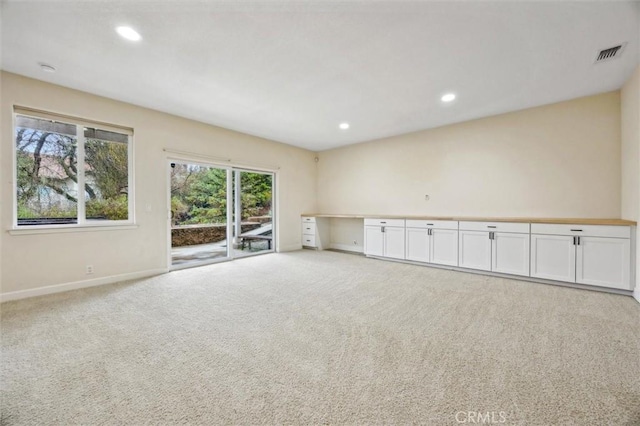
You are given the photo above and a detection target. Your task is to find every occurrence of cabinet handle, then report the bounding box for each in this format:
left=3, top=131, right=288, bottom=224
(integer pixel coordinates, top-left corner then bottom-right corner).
left=577, top=236, right=581, bottom=245
left=426, top=223, right=434, bottom=226
left=380, top=221, right=387, bottom=224
left=428, top=229, right=432, bottom=236
left=570, top=229, right=583, bottom=232
left=381, top=226, right=385, bottom=233
left=489, top=231, right=494, bottom=240
left=487, top=226, right=497, bottom=228
left=573, top=236, right=577, bottom=245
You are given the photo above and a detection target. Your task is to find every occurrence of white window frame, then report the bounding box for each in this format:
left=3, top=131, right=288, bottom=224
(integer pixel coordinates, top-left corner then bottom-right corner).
left=11, top=107, right=135, bottom=232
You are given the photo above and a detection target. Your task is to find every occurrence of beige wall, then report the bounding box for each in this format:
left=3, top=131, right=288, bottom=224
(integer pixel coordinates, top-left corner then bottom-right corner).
left=318, top=92, right=622, bottom=221
left=622, top=66, right=640, bottom=222
left=0, top=72, right=317, bottom=295
left=620, top=65, right=640, bottom=302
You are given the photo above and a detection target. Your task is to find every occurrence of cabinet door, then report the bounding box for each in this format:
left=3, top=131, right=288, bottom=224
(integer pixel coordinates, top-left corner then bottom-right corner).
left=530, top=234, right=575, bottom=283
left=364, top=226, right=384, bottom=257
left=492, top=232, right=530, bottom=276
left=430, top=229, right=458, bottom=266
left=576, top=237, right=631, bottom=290
left=458, top=230, right=491, bottom=271
left=406, top=228, right=429, bottom=262
left=384, top=226, right=406, bottom=260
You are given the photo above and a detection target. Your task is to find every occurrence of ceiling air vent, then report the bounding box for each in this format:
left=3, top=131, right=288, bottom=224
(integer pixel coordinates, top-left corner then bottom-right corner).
left=595, top=43, right=627, bottom=63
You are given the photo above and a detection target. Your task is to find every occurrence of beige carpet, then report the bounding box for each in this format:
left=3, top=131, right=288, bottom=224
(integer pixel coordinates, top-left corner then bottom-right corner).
left=1, top=250, right=639, bottom=425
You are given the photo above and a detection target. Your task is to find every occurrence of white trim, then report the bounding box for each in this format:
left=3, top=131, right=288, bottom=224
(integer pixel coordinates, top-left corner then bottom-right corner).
left=0, top=268, right=167, bottom=303
left=166, top=159, right=172, bottom=270
left=12, top=112, right=18, bottom=228
left=234, top=169, right=242, bottom=248
left=77, top=122, right=86, bottom=225
left=226, top=168, right=233, bottom=259
left=330, top=243, right=364, bottom=253
left=12, top=109, right=135, bottom=229
left=8, top=224, right=138, bottom=235
left=14, top=105, right=133, bottom=135
left=163, top=148, right=280, bottom=172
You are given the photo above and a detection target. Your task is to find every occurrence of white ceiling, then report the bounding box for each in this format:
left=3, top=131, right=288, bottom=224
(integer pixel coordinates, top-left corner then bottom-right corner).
left=1, top=1, right=639, bottom=152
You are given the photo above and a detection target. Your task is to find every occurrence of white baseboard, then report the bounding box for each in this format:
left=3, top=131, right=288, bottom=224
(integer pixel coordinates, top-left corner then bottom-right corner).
left=634, top=287, right=640, bottom=304
left=0, top=268, right=167, bottom=303
left=329, top=243, right=364, bottom=253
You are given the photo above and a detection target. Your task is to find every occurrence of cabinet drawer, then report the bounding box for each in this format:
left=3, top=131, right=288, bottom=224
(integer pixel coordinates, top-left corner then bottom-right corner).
left=364, top=218, right=405, bottom=227
left=531, top=224, right=630, bottom=239
left=301, top=223, right=316, bottom=236
left=406, top=219, right=458, bottom=230
left=301, top=216, right=316, bottom=223
left=302, top=235, right=316, bottom=247
left=459, top=221, right=529, bottom=234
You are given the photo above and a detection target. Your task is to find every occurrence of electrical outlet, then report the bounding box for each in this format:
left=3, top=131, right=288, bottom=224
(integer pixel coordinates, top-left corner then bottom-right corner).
left=86, top=265, right=94, bottom=275
left=353, top=240, right=358, bottom=245
left=425, top=194, right=430, bottom=201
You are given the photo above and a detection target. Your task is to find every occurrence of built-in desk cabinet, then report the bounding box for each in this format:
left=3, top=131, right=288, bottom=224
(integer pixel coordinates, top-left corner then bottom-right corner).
left=458, top=221, right=530, bottom=276
left=405, top=220, right=458, bottom=266
left=531, top=224, right=631, bottom=290
left=301, top=216, right=330, bottom=250
left=302, top=215, right=635, bottom=293
left=364, top=218, right=405, bottom=260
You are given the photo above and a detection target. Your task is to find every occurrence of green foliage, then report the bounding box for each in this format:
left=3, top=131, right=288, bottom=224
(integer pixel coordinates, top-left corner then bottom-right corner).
left=85, top=139, right=129, bottom=199
left=86, top=195, right=128, bottom=220
left=170, top=166, right=272, bottom=226
left=184, top=167, right=228, bottom=224
left=17, top=202, right=76, bottom=219
left=239, top=172, right=272, bottom=219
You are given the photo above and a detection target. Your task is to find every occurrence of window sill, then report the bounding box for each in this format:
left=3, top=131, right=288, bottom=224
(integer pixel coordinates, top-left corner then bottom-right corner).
left=8, top=224, right=139, bottom=236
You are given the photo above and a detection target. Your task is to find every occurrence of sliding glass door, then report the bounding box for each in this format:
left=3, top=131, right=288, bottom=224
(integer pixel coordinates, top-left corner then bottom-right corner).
left=233, top=169, right=274, bottom=258
left=170, top=161, right=232, bottom=267
left=169, top=160, right=274, bottom=269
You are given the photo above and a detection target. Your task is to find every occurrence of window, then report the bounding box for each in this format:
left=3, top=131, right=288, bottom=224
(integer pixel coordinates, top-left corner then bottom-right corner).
left=14, top=108, right=133, bottom=227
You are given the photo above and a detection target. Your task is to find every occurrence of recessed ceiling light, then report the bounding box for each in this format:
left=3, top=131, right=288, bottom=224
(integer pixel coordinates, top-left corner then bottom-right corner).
left=116, top=26, right=142, bottom=41
left=38, top=63, right=56, bottom=73
left=441, top=93, right=456, bottom=102
left=339, top=122, right=350, bottom=130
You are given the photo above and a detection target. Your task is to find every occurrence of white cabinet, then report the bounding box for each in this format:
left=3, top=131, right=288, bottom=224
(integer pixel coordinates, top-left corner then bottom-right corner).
left=492, top=232, right=530, bottom=276
left=530, top=234, right=576, bottom=282
left=531, top=224, right=632, bottom=290
left=406, top=228, right=430, bottom=263
left=405, top=220, right=458, bottom=266
left=459, top=222, right=530, bottom=276
left=384, top=227, right=406, bottom=259
left=364, top=218, right=405, bottom=260
left=459, top=230, right=492, bottom=271
left=577, top=237, right=630, bottom=289
left=301, top=216, right=329, bottom=249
